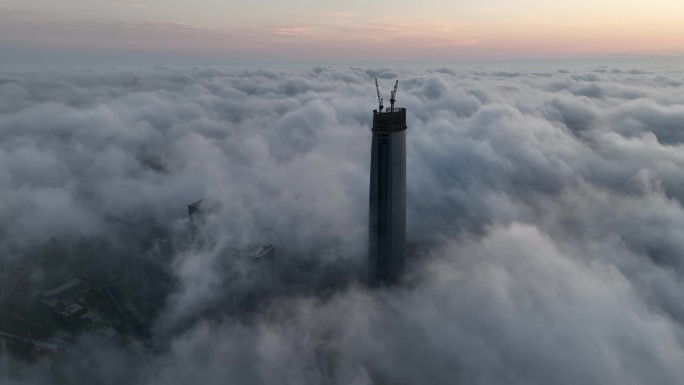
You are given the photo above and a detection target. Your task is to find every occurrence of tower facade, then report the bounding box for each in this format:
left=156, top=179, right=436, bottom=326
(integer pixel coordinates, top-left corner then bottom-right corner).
left=369, top=107, right=407, bottom=285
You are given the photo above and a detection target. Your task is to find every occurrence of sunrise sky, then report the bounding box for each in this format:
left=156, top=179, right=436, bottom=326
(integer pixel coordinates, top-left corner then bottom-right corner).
left=1, top=0, right=683, bottom=64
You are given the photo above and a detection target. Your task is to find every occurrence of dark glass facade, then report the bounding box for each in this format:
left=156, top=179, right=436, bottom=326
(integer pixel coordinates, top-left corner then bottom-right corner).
left=369, top=108, right=407, bottom=285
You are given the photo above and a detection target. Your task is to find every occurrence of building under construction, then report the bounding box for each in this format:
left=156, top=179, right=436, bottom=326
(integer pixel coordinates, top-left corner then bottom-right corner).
left=369, top=80, right=407, bottom=286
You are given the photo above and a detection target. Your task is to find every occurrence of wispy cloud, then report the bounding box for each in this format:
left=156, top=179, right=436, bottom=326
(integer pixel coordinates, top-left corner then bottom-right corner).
left=273, top=26, right=313, bottom=37
left=108, top=0, right=149, bottom=9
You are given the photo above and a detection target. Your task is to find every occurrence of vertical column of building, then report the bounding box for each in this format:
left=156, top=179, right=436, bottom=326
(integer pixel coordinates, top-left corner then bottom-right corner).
left=1, top=337, right=7, bottom=380
left=369, top=108, right=407, bottom=286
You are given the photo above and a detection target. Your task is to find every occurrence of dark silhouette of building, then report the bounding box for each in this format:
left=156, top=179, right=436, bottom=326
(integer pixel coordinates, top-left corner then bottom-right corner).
left=188, top=199, right=221, bottom=224
left=232, top=245, right=276, bottom=323
left=187, top=199, right=222, bottom=243
left=369, top=80, right=406, bottom=286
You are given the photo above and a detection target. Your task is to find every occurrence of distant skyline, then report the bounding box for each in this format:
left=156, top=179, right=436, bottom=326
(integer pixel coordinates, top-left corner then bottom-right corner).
left=1, top=1, right=683, bottom=64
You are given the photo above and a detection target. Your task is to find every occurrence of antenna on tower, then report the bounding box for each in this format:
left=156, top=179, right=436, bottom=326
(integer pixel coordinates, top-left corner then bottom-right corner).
left=375, top=78, right=384, bottom=112
left=390, top=80, right=399, bottom=112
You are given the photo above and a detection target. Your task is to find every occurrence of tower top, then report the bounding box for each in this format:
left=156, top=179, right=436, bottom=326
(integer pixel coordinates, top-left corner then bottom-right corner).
left=372, top=107, right=407, bottom=133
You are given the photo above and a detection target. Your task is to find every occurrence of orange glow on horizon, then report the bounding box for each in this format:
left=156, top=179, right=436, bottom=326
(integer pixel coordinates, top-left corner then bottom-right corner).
left=1, top=1, right=683, bottom=61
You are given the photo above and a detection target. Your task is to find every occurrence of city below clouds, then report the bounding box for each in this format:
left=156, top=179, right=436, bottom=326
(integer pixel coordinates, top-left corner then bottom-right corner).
left=1, top=62, right=684, bottom=384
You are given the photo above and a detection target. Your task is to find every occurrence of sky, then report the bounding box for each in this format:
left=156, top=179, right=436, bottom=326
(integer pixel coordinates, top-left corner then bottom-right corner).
left=1, top=0, right=684, bottom=64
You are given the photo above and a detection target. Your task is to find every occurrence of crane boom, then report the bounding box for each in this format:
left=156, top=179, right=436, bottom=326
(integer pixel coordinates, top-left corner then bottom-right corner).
left=389, top=80, right=399, bottom=112
left=375, top=78, right=384, bottom=111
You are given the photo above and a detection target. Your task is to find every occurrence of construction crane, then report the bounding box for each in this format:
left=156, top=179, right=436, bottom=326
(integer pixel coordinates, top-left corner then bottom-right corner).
left=389, top=80, right=399, bottom=112
left=375, top=78, right=384, bottom=112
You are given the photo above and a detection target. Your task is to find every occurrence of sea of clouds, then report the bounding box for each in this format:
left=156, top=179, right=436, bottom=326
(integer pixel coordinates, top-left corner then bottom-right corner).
left=1, top=62, right=684, bottom=384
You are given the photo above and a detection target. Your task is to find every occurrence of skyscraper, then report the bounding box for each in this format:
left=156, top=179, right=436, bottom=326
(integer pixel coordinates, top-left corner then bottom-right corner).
left=232, top=245, right=276, bottom=323
left=187, top=198, right=222, bottom=244
left=369, top=80, right=406, bottom=286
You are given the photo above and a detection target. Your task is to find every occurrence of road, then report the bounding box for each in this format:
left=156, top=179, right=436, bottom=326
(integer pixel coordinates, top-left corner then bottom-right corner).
left=0, top=329, right=78, bottom=353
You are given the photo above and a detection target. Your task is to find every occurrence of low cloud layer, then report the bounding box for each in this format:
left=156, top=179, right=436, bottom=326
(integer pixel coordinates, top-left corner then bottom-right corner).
left=1, top=62, right=684, bottom=384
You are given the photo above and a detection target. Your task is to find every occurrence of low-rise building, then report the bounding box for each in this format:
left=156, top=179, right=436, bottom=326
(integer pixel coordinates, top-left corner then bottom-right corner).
left=40, top=279, right=89, bottom=308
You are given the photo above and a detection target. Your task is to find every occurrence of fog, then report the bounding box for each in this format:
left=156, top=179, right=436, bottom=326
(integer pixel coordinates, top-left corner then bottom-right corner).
left=1, top=62, right=684, bottom=384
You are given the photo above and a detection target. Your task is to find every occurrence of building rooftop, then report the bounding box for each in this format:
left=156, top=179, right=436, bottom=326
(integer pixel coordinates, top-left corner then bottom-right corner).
left=233, top=244, right=274, bottom=259
left=372, top=108, right=407, bottom=133
left=188, top=199, right=222, bottom=217
left=57, top=303, right=85, bottom=317
left=41, top=279, right=88, bottom=300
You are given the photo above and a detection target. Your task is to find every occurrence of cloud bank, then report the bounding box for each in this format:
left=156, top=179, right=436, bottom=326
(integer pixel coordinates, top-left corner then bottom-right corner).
left=1, top=62, right=684, bottom=384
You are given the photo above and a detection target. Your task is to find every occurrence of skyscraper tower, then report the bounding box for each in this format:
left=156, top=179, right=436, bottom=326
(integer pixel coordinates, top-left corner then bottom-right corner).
left=369, top=80, right=406, bottom=286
